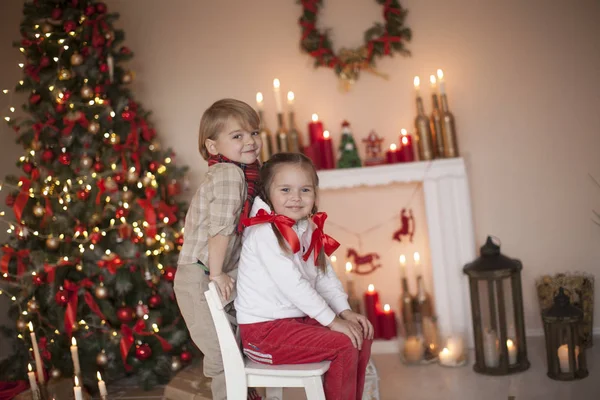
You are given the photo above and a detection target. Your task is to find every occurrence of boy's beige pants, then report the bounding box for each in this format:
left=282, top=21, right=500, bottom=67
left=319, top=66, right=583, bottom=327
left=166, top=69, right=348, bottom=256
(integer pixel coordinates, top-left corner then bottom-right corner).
left=174, top=264, right=237, bottom=400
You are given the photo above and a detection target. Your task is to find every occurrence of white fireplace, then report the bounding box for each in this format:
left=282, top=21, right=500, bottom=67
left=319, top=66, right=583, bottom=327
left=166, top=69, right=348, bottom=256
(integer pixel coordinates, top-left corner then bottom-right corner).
left=318, top=158, right=477, bottom=349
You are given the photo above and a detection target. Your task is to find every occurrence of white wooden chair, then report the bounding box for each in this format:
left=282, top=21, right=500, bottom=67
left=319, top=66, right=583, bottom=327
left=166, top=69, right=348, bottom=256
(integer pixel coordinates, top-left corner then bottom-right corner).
left=204, top=281, right=330, bottom=400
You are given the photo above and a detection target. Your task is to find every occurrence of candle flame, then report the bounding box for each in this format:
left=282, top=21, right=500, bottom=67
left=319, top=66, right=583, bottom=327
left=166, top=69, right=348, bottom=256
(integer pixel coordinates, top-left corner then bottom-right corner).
left=256, top=92, right=263, bottom=103
left=389, top=143, right=397, bottom=151
left=441, top=347, right=450, bottom=355
left=383, top=304, right=391, bottom=312
left=402, top=136, right=408, bottom=145
left=74, top=375, right=80, bottom=387
left=323, top=130, right=330, bottom=139
left=28, top=363, right=33, bottom=372
left=430, top=75, right=436, bottom=85
left=413, top=252, right=420, bottom=264
left=71, top=337, right=77, bottom=346
left=413, top=76, right=420, bottom=88
left=368, top=284, right=375, bottom=293
left=437, top=69, right=444, bottom=80
left=400, top=128, right=407, bottom=136
left=28, top=321, right=33, bottom=332
left=507, top=339, right=514, bottom=347
left=287, top=91, right=294, bottom=102
left=97, top=371, right=102, bottom=381
left=399, top=254, right=406, bottom=265
left=273, top=78, right=280, bottom=89
left=331, top=255, right=337, bottom=263
left=311, top=113, right=318, bottom=122
left=345, top=262, right=352, bottom=273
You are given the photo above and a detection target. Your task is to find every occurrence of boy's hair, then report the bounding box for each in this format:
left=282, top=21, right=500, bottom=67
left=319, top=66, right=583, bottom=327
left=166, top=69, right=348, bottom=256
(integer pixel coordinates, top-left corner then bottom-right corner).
left=198, top=99, right=260, bottom=160
left=259, top=153, right=326, bottom=272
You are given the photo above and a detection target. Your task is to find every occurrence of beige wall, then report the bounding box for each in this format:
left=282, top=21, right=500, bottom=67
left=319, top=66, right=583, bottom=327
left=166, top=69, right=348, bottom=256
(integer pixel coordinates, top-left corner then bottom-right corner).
left=1, top=0, right=599, bottom=350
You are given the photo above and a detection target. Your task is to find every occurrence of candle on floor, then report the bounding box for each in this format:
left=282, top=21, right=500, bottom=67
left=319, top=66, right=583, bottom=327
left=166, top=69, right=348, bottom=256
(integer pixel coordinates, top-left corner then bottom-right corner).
left=398, top=129, right=415, bottom=162
left=28, top=322, right=45, bottom=384
left=73, top=375, right=83, bottom=400
left=404, top=336, right=424, bottom=362
left=27, top=363, right=38, bottom=395
left=273, top=78, right=282, bottom=113
left=97, top=371, right=108, bottom=397
left=436, top=69, right=446, bottom=95
left=483, top=329, right=499, bottom=368
left=506, top=339, right=518, bottom=365
left=557, top=344, right=579, bottom=373
left=364, top=284, right=381, bottom=338
left=379, top=304, right=397, bottom=340
left=70, top=337, right=81, bottom=377
left=438, top=347, right=453, bottom=365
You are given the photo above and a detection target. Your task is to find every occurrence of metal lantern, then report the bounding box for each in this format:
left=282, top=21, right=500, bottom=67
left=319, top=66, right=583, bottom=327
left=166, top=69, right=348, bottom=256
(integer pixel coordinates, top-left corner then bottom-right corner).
left=463, top=236, right=530, bottom=375
left=542, top=287, right=588, bottom=380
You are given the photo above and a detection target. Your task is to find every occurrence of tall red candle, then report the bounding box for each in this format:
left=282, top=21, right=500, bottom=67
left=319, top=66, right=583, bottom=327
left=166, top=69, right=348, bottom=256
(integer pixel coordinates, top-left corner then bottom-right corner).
left=308, top=113, right=324, bottom=145
left=399, top=129, right=415, bottom=162
left=386, top=143, right=400, bottom=164
left=378, top=304, right=398, bottom=340
left=319, top=130, right=335, bottom=169
left=364, top=284, right=381, bottom=339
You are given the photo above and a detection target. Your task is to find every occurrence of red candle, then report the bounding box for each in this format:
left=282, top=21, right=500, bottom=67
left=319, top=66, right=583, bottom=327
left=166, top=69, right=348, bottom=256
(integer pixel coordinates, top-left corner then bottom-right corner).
left=378, top=304, right=398, bottom=340
left=308, top=113, right=324, bottom=145
left=319, top=130, right=335, bottom=169
left=364, top=284, right=381, bottom=339
left=303, top=143, right=321, bottom=169
left=399, top=129, right=415, bottom=162
left=386, top=143, right=400, bottom=164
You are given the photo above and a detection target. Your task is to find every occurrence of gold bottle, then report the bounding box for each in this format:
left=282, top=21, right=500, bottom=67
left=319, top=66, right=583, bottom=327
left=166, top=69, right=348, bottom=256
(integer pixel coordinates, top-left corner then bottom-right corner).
left=287, top=110, right=302, bottom=153
left=440, top=94, right=459, bottom=158
left=430, top=94, right=444, bottom=158
left=257, top=110, right=273, bottom=162
left=400, top=274, right=416, bottom=336
left=275, top=112, right=288, bottom=153
left=414, top=97, right=435, bottom=160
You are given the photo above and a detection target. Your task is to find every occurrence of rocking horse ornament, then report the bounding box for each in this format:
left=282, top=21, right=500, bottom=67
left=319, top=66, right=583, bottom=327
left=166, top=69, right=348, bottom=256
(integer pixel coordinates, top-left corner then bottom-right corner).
left=346, top=248, right=381, bottom=275
left=392, top=208, right=415, bottom=242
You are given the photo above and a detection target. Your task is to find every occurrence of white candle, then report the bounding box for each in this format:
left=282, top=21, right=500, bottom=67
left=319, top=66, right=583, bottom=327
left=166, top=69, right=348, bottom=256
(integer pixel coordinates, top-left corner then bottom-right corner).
left=557, top=344, right=580, bottom=373
left=73, top=375, right=83, bottom=400
left=413, top=76, right=421, bottom=98
left=28, top=322, right=45, bottom=384
left=483, top=329, right=499, bottom=367
left=438, top=347, right=453, bottom=366
left=27, top=363, right=38, bottom=394
left=399, top=254, right=406, bottom=277
left=97, top=371, right=108, bottom=397
left=345, top=262, right=353, bottom=282
left=506, top=339, right=518, bottom=364
left=404, top=336, right=424, bottom=362
left=436, top=69, right=446, bottom=95
left=70, top=337, right=81, bottom=377
left=273, top=78, right=282, bottom=113
left=287, top=91, right=294, bottom=110
left=413, top=252, right=421, bottom=276
left=255, top=92, right=264, bottom=111
left=429, top=74, right=437, bottom=90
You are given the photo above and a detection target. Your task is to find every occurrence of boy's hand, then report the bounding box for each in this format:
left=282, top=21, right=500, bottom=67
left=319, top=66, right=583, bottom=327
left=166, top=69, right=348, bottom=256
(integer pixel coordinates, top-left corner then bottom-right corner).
left=327, top=317, right=364, bottom=350
left=340, top=309, right=374, bottom=340
left=210, top=273, right=235, bottom=301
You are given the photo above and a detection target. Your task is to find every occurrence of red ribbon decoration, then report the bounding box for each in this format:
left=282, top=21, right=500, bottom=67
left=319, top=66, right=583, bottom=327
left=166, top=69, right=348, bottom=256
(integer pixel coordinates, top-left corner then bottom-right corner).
left=62, top=114, right=89, bottom=136
left=96, top=178, right=118, bottom=205
left=300, top=0, right=318, bottom=13
left=241, top=209, right=300, bottom=253
left=137, top=199, right=158, bottom=238
left=120, top=320, right=173, bottom=371
left=38, top=337, right=52, bottom=361
left=32, top=117, right=58, bottom=141
left=383, top=0, right=402, bottom=17
left=302, top=212, right=340, bottom=263
left=13, top=178, right=31, bottom=222
left=97, top=255, right=123, bottom=274
left=369, top=33, right=401, bottom=57
left=40, top=197, right=53, bottom=228
left=157, top=201, right=177, bottom=225
left=24, top=64, right=42, bottom=82
left=43, top=264, right=56, bottom=283
left=63, top=279, right=104, bottom=338
left=0, top=247, right=29, bottom=277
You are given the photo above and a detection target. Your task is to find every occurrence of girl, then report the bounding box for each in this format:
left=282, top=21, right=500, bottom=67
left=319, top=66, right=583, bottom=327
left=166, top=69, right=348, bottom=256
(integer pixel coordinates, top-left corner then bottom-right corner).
left=234, top=153, right=373, bottom=400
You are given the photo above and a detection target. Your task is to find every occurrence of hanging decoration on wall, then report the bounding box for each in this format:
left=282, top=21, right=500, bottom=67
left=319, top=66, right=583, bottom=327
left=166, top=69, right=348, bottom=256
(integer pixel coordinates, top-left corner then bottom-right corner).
left=298, top=0, right=412, bottom=90
left=346, top=248, right=381, bottom=275
left=392, top=208, right=415, bottom=242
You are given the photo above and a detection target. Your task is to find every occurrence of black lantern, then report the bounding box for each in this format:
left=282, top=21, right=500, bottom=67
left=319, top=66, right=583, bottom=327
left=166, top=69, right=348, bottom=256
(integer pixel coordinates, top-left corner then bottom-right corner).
left=463, top=236, right=530, bottom=375
left=542, top=287, right=588, bottom=380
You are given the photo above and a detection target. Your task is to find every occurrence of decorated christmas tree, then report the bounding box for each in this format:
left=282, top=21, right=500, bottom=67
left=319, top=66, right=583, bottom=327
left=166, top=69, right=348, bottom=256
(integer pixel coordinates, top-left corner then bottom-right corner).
left=0, top=0, right=192, bottom=391
left=337, top=121, right=362, bottom=168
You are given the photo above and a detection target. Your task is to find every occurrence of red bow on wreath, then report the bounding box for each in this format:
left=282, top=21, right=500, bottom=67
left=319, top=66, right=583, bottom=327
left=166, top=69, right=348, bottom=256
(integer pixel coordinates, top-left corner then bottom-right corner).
left=241, top=209, right=300, bottom=253
left=303, top=212, right=340, bottom=264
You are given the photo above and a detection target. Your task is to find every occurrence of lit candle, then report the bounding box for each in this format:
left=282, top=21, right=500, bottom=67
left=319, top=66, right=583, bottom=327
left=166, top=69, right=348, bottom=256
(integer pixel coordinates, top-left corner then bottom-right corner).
left=320, top=130, right=335, bottom=169
left=28, top=322, right=45, bottom=384
left=483, top=329, right=499, bottom=368
left=429, top=74, right=437, bottom=90
left=73, top=375, right=83, bottom=400
left=27, top=363, right=38, bottom=395
left=345, top=262, right=353, bottom=282
left=413, top=76, right=421, bottom=98
left=273, top=78, right=282, bottom=113
left=287, top=91, right=294, bottom=111
left=399, top=254, right=407, bottom=277
left=97, top=371, right=108, bottom=397
left=506, top=339, right=518, bottom=365
left=436, top=69, right=446, bottom=95
left=378, top=304, right=397, bottom=340
left=413, top=252, right=421, bottom=275
left=398, top=128, right=415, bottom=162
left=364, top=284, right=381, bottom=338
left=404, top=336, right=424, bottom=362
left=308, top=113, right=324, bottom=145
left=438, top=347, right=453, bottom=365
left=386, top=143, right=400, bottom=164
left=557, top=344, right=580, bottom=373
left=70, top=337, right=81, bottom=377
left=255, top=92, right=264, bottom=111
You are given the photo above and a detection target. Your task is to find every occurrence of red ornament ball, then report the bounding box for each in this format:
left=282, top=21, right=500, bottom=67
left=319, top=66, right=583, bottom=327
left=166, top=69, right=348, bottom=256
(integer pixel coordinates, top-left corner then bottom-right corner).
left=81, top=46, right=91, bottom=57
left=114, top=173, right=124, bottom=184
left=63, top=20, right=77, bottom=33
left=175, top=236, right=184, bottom=246
left=55, top=289, right=69, bottom=306
left=121, top=109, right=134, bottom=121
left=135, top=343, right=152, bottom=360
left=33, top=274, right=45, bottom=286
left=180, top=351, right=192, bottom=363
left=58, top=153, right=71, bottom=165
left=120, top=46, right=131, bottom=55
left=55, top=103, right=66, bottom=113
left=99, top=63, right=109, bottom=73
left=93, top=161, right=104, bottom=173
left=42, top=149, right=54, bottom=163
left=40, top=56, right=51, bottom=68
left=29, top=93, right=41, bottom=105
left=148, top=161, right=160, bottom=172
left=92, top=35, right=105, bottom=48
left=163, top=266, right=176, bottom=282
left=148, top=294, right=162, bottom=308
left=117, top=306, right=134, bottom=323
left=74, top=224, right=86, bottom=236
left=115, top=207, right=128, bottom=219
left=22, top=162, right=34, bottom=174
left=90, top=232, right=102, bottom=244
left=51, top=7, right=62, bottom=20
left=85, top=5, right=96, bottom=16
left=95, top=2, right=107, bottom=14
left=76, top=189, right=90, bottom=201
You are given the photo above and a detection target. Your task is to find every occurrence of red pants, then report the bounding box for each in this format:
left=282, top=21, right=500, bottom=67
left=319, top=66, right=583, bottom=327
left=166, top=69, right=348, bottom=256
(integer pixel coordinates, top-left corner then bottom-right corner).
left=239, top=317, right=372, bottom=400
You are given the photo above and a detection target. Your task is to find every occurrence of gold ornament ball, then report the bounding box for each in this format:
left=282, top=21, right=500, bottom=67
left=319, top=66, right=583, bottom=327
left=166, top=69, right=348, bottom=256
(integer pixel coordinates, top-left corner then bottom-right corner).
left=58, top=68, right=72, bottom=81
left=90, top=213, right=102, bottom=226
left=50, top=368, right=61, bottom=379
left=171, top=357, right=182, bottom=372
left=151, top=275, right=160, bottom=285
left=109, top=133, right=120, bottom=145
left=150, top=140, right=161, bottom=151
left=145, top=236, right=157, bottom=247
left=33, top=203, right=45, bottom=218
left=122, top=190, right=134, bottom=202
left=70, top=52, right=84, bottom=66
left=126, top=170, right=139, bottom=184
left=41, top=23, right=53, bottom=34
left=95, top=285, right=108, bottom=299
left=121, top=71, right=134, bottom=84
left=96, top=351, right=109, bottom=366
left=105, top=178, right=118, bottom=191
left=31, top=140, right=42, bottom=151
left=46, top=236, right=60, bottom=250
left=80, top=155, right=93, bottom=169
left=80, top=85, right=93, bottom=99
left=16, top=318, right=28, bottom=331
left=105, top=31, right=115, bottom=41
left=88, top=121, right=100, bottom=134
left=27, top=298, right=40, bottom=313
left=142, top=175, right=153, bottom=186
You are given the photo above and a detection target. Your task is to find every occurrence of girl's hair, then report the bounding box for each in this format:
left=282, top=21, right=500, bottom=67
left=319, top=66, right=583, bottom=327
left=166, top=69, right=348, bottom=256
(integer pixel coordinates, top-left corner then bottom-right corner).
left=198, top=98, right=260, bottom=160
left=259, top=153, right=327, bottom=272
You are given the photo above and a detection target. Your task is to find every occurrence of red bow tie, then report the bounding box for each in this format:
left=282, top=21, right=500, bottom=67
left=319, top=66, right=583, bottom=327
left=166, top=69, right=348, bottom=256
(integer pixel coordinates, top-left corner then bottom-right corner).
left=303, top=212, right=340, bottom=263
left=241, top=209, right=300, bottom=253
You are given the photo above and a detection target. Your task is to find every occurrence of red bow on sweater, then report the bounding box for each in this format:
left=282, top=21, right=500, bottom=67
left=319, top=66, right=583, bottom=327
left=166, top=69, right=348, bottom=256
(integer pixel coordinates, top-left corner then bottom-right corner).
left=303, top=212, right=340, bottom=263
left=241, top=209, right=300, bottom=253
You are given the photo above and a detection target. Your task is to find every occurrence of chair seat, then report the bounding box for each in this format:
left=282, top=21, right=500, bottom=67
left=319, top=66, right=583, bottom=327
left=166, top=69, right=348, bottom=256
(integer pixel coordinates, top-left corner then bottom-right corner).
left=245, top=358, right=331, bottom=377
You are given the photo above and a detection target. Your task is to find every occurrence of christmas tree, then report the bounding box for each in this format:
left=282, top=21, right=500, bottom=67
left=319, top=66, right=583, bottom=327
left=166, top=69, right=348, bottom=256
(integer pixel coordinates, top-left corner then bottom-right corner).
left=337, top=121, right=362, bottom=168
left=0, top=0, right=192, bottom=391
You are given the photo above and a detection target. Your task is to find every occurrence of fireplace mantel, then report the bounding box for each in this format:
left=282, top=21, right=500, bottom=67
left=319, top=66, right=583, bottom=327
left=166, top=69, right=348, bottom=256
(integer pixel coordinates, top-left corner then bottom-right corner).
left=318, top=158, right=477, bottom=348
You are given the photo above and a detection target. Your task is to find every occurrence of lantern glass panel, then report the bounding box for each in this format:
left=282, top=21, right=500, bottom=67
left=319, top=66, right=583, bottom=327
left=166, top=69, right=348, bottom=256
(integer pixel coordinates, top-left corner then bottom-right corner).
left=554, top=324, right=580, bottom=374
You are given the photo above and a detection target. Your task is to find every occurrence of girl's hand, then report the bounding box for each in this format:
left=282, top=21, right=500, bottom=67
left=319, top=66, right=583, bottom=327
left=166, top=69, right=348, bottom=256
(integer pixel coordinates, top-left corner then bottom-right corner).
left=210, top=273, right=235, bottom=301
left=327, top=317, right=364, bottom=350
left=339, top=310, right=374, bottom=340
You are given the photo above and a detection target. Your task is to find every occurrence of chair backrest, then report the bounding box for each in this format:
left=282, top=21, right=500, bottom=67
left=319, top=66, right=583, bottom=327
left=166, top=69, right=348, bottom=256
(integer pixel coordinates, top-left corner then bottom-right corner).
left=204, top=282, right=247, bottom=399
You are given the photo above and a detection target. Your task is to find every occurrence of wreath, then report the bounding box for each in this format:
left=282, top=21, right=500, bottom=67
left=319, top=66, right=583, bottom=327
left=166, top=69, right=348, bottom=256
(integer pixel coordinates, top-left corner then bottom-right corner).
left=299, top=0, right=412, bottom=90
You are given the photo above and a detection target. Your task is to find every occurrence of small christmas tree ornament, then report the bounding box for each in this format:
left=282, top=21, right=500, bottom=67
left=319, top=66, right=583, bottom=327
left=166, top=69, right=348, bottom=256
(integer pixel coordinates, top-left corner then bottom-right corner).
left=58, top=68, right=72, bottom=81
left=148, top=294, right=162, bottom=308
left=46, top=236, right=60, bottom=250
left=80, top=155, right=93, bottom=169
left=122, top=71, right=134, bottom=84
left=32, top=203, right=45, bottom=218
left=135, top=343, right=152, bottom=360
left=337, top=121, right=362, bottom=168
left=362, top=131, right=385, bottom=166
left=27, top=298, right=39, bottom=313
left=95, top=283, right=108, bottom=299
left=171, top=357, right=182, bottom=372
left=117, top=306, right=134, bottom=323
left=80, top=85, right=93, bottom=99
left=70, top=52, right=84, bottom=66
left=88, top=121, right=100, bottom=134
left=50, top=368, right=61, bottom=379
left=16, top=318, right=28, bottom=331
left=180, top=350, right=192, bottom=363
left=96, top=350, right=108, bottom=366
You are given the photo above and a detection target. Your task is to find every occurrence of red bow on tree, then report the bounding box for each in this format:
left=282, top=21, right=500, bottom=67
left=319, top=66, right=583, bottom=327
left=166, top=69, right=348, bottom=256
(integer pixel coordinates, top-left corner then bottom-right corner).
left=97, top=255, right=123, bottom=274
left=63, top=279, right=106, bottom=337
left=13, top=177, right=31, bottom=222
left=0, top=247, right=29, bottom=278
left=120, top=319, right=172, bottom=371
left=241, top=209, right=300, bottom=253
left=302, top=212, right=340, bottom=263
